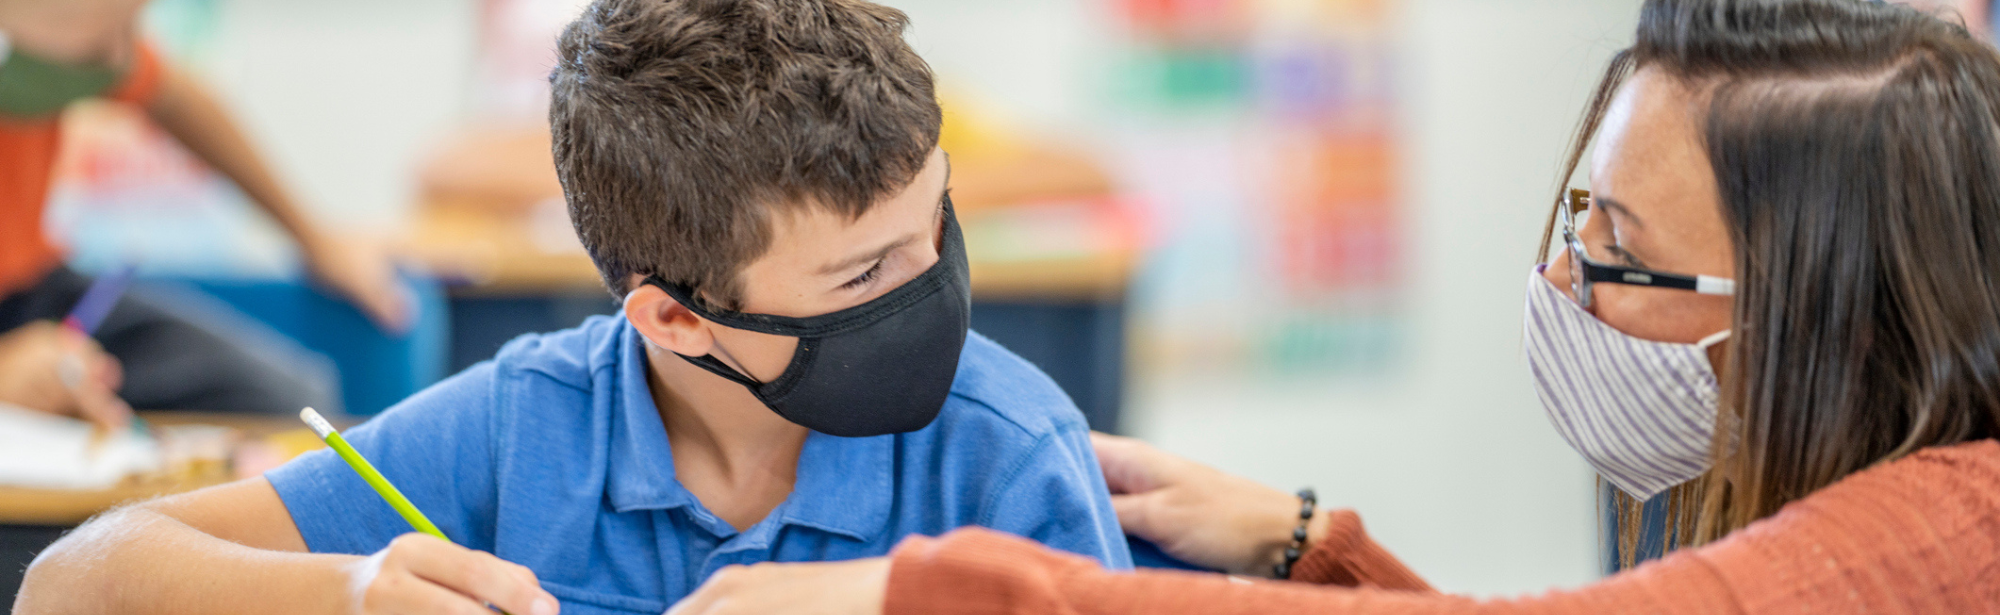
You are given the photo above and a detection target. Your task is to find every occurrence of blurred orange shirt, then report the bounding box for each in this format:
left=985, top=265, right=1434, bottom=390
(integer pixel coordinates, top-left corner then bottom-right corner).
left=0, top=42, right=162, bottom=296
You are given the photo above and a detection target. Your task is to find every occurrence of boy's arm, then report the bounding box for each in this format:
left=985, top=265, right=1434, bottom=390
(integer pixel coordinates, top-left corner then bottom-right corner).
left=13, top=477, right=556, bottom=615
left=140, top=58, right=410, bottom=333
left=977, top=426, right=1135, bottom=569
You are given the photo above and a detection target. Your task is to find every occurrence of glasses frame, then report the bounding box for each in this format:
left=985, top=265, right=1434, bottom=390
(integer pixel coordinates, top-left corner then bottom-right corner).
left=1559, top=189, right=1736, bottom=309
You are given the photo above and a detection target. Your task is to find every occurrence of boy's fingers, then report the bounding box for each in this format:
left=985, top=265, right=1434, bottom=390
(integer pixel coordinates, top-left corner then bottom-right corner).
left=397, top=534, right=557, bottom=615
left=374, top=569, right=496, bottom=615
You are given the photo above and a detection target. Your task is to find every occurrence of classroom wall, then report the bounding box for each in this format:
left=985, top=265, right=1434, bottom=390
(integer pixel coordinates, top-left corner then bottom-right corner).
left=196, top=0, right=1640, bottom=596
left=192, top=0, right=478, bottom=230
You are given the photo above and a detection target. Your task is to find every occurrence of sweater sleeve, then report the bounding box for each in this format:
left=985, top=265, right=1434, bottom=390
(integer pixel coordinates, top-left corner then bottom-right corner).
left=883, top=440, right=2000, bottom=615
left=1289, top=509, right=1434, bottom=592
left=883, top=527, right=1742, bottom=615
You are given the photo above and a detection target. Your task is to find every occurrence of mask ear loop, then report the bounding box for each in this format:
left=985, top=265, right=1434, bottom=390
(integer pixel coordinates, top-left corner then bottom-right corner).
left=678, top=352, right=764, bottom=388
left=1695, top=330, right=1732, bottom=349
left=638, top=276, right=769, bottom=387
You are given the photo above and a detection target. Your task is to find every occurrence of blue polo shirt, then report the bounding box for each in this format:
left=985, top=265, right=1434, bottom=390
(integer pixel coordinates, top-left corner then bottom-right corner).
left=267, top=316, right=1131, bottom=614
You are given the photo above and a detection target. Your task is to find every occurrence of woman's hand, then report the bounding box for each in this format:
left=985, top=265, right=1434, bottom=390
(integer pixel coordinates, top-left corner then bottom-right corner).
left=1093, top=432, right=1331, bottom=576
left=344, top=533, right=559, bottom=615
left=0, top=321, right=132, bottom=431
left=667, top=558, right=889, bottom=615
left=304, top=236, right=415, bottom=334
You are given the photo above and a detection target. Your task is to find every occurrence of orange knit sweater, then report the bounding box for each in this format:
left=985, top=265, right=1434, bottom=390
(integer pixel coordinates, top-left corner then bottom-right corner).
left=886, top=439, right=2000, bottom=614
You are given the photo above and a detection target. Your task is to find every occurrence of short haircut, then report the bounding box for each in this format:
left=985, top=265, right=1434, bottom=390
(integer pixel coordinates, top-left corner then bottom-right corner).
left=549, top=0, right=942, bottom=307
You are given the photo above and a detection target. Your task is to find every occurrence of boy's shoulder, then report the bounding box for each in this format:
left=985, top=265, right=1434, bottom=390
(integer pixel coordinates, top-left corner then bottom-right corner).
left=487, top=314, right=629, bottom=391
left=938, top=331, right=1088, bottom=439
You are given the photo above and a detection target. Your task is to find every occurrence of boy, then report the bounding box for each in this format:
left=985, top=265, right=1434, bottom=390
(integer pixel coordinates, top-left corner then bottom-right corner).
left=14, top=0, right=1131, bottom=612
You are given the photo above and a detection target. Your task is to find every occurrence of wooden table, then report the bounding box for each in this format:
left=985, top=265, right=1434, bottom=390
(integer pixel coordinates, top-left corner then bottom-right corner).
left=0, top=412, right=316, bottom=526
left=0, top=412, right=329, bottom=601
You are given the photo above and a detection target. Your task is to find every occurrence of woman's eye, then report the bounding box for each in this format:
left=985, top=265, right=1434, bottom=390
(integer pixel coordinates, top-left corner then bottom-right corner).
left=1605, top=244, right=1642, bottom=267
left=841, top=261, right=885, bottom=290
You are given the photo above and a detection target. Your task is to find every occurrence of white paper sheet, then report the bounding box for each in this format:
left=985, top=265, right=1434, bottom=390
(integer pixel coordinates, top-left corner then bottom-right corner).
left=0, top=403, right=160, bottom=490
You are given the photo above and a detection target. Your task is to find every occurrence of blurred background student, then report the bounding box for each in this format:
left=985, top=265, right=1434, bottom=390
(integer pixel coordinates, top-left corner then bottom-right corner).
left=0, top=0, right=409, bottom=424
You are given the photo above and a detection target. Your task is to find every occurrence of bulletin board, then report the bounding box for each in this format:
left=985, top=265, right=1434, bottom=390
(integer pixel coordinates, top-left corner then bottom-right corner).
left=1106, top=0, right=1401, bottom=377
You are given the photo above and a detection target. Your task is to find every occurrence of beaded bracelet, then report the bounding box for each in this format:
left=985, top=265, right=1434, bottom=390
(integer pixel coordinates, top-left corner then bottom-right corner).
left=1274, top=488, right=1316, bottom=579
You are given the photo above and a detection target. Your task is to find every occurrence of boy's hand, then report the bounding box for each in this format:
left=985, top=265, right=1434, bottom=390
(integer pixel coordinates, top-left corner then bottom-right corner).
left=667, top=558, right=889, bottom=615
left=0, top=321, right=132, bottom=431
left=1094, top=432, right=1331, bottom=576
left=347, top=533, right=559, bottom=615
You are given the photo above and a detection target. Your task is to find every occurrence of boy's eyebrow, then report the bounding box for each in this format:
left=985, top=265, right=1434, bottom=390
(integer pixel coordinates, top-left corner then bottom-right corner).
left=820, top=236, right=915, bottom=276
left=817, top=155, right=951, bottom=277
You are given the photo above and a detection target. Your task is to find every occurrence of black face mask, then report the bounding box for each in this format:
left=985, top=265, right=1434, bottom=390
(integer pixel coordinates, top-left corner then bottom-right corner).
left=644, top=202, right=971, bottom=437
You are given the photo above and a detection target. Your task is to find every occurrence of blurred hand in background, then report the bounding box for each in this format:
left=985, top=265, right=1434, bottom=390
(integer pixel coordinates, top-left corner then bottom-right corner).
left=301, top=235, right=414, bottom=334
left=0, top=321, right=132, bottom=431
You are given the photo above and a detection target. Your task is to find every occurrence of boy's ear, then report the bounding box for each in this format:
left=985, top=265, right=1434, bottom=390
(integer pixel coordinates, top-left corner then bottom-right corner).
left=623, top=282, right=716, bottom=358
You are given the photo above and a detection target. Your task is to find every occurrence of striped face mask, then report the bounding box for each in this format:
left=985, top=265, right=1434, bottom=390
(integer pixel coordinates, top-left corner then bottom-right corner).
left=1523, top=267, right=1728, bottom=500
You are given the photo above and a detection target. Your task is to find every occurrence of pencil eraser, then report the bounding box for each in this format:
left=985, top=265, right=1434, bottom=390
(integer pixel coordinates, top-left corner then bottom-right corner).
left=300, top=407, right=335, bottom=439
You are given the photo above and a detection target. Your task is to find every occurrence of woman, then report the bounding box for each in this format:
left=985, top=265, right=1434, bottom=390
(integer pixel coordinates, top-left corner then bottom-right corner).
left=665, top=0, right=2000, bottom=613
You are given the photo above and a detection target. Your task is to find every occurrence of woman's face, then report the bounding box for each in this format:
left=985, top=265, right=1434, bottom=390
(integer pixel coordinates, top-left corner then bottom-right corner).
left=1542, top=66, right=1734, bottom=350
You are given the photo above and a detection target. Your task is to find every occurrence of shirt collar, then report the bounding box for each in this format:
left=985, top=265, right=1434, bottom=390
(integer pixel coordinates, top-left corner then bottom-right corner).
left=602, top=319, right=894, bottom=542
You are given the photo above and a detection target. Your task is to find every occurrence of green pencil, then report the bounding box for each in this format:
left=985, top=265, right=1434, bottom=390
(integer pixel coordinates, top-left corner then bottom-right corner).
left=299, top=407, right=448, bottom=540
left=301, top=408, right=517, bottom=614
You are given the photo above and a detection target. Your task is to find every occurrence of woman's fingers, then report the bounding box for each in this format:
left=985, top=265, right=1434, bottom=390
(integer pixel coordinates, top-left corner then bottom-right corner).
left=1108, top=491, right=1163, bottom=541
left=1091, top=432, right=1169, bottom=495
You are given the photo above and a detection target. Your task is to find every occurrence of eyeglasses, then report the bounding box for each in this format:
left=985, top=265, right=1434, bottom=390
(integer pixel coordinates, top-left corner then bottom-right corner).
left=1558, top=188, right=1736, bottom=309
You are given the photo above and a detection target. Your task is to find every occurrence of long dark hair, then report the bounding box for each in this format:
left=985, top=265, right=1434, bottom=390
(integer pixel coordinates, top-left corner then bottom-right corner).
left=1547, top=0, right=2000, bottom=562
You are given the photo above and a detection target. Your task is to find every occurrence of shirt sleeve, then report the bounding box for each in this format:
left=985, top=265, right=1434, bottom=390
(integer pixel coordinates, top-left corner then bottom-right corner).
left=973, top=424, right=1135, bottom=570
left=264, top=362, right=501, bottom=555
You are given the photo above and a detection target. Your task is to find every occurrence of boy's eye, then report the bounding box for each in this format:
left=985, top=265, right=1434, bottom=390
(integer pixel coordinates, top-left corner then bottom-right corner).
left=841, top=260, right=885, bottom=290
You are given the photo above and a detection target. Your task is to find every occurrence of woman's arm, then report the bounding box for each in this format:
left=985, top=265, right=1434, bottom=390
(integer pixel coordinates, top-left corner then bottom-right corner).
left=1091, top=433, right=1427, bottom=589
left=880, top=527, right=1740, bottom=615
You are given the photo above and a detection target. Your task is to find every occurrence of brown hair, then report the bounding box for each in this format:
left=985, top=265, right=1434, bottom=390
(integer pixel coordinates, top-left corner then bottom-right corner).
left=1546, top=0, right=2000, bottom=566
left=549, top=0, right=942, bottom=306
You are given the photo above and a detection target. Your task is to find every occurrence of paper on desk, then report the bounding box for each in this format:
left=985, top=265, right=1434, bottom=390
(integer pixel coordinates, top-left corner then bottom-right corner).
left=0, top=403, right=160, bottom=490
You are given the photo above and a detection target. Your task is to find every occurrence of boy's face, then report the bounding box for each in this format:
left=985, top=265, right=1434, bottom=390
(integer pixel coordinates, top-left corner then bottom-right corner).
left=666, top=147, right=952, bottom=382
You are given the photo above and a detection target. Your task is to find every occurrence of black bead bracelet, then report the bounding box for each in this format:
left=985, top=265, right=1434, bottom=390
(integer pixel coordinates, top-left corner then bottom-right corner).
left=1274, top=488, right=1315, bottom=579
